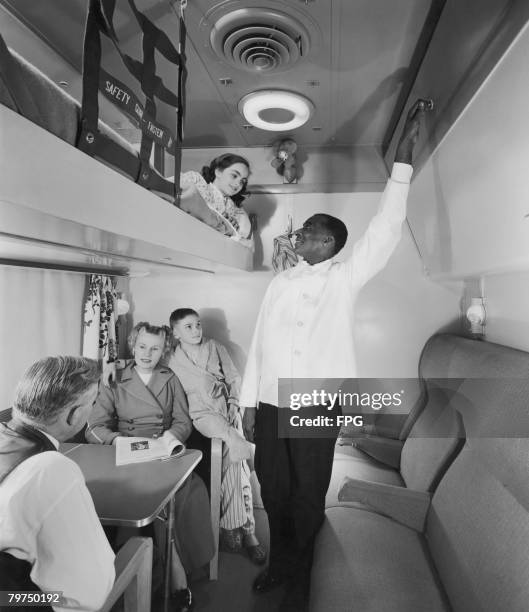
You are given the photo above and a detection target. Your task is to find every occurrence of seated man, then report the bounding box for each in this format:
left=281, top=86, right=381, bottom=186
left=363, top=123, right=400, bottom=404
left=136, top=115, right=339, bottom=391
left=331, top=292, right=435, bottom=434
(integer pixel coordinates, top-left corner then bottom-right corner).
left=0, top=356, right=115, bottom=611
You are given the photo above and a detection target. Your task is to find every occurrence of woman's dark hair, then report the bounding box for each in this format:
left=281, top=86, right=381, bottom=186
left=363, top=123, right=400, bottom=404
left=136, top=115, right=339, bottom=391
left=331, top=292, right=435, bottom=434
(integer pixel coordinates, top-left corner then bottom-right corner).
left=201, top=154, right=250, bottom=206
left=169, top=308, right=199, bottom=329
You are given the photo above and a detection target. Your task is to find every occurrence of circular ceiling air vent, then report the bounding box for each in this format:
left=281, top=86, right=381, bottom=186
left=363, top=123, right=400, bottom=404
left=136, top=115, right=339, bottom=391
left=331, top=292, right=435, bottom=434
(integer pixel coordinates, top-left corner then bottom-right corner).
left=209, top=8, right=311, bottom=73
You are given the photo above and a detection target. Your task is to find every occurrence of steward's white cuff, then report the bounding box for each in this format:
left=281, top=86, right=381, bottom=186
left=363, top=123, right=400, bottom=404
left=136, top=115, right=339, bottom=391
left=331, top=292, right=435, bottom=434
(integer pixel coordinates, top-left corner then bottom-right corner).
left=391, top=162, right=413, bottom=183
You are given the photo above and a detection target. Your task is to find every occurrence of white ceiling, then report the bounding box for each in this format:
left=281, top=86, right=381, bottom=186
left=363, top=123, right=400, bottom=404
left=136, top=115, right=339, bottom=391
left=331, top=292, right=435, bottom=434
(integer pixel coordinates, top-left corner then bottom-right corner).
left=0, top=0, right=432, bottom=152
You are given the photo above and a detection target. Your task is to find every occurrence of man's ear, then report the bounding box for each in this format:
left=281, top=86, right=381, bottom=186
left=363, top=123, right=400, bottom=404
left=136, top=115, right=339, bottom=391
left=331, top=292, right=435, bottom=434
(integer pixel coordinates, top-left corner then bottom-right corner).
left=323, top=235, right=335, bottom=248
left=66, top=405, right=79, bottom=426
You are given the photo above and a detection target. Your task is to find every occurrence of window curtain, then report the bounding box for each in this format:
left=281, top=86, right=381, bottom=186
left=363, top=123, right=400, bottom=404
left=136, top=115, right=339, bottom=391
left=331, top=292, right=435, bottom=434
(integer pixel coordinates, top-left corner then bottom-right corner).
left=82, top=275, right=118, bottom=363
left=0, top=267, right=86, bottom=410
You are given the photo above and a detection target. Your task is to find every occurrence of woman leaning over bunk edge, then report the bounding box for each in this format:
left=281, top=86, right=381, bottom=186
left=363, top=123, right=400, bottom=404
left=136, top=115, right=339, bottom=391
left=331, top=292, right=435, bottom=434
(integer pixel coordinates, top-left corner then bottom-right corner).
left=179, top=154, right=254, bottom=248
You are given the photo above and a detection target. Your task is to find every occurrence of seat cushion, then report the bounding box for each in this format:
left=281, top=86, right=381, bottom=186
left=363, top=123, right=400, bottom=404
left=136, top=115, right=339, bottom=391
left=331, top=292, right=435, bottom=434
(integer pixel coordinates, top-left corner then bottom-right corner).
left=401, top=400, right=464, bottom=492
left=310, top=506, right=449, bottom=612
left=428, top=439, right=529, bottom=612
left=326, top=451, right=404, bottom=508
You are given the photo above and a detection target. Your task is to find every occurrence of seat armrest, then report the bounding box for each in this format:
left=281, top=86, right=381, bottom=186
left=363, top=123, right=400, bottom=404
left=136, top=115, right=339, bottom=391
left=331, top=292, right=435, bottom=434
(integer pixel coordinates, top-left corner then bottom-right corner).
left=209, top=437, right=223, bottom=581
left=338, top=477, right=431, bottom=532
left=353, top=435, right=404, bottom=468
left=99, top=537, right=153, bottom=612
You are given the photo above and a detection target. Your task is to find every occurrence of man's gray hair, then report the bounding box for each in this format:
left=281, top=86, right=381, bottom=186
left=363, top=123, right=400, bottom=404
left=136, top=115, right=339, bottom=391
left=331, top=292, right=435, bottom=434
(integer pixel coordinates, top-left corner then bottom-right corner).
left=13, top=356, right=100, bottom=424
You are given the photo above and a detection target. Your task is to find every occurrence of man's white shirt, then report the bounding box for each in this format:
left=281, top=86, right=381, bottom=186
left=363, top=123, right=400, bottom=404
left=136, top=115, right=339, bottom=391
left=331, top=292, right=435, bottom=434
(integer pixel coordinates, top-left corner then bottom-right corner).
left=0, top=438, right=115, bottom=611
left=239, top=163, right=413, bottom=408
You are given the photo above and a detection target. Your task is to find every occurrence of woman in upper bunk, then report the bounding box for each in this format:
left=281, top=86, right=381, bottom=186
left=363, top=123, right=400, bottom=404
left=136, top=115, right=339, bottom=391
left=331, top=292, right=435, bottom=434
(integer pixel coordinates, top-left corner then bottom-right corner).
left=168, top=308, right=267, bottom=565
left=86, top=321, right=214, bottom=612
left=179, top=154, right=254, bottom=248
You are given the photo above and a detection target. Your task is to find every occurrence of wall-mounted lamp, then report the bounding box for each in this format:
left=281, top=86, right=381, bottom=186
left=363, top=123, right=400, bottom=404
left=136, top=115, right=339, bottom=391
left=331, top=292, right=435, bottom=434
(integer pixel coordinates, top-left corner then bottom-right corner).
left=238, top=90, right=314, bottom=131
left=466, top=297, right=486, bottom=335
left=116, top=296, right=130, bottom=316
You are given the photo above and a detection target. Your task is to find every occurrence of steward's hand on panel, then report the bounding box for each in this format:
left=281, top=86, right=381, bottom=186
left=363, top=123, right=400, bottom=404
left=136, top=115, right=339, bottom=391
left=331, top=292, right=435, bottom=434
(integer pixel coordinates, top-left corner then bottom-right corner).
left=395, top=98, right=432, bottom=165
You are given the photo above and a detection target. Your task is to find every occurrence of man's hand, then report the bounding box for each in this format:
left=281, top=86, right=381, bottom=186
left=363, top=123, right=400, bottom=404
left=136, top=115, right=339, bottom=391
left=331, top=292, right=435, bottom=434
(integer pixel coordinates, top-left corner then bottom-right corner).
left=242, top=406, right=257, bottom=442
left=395, top=98, right=432, bottom=165
left=102, top=361, right=116, bottom=388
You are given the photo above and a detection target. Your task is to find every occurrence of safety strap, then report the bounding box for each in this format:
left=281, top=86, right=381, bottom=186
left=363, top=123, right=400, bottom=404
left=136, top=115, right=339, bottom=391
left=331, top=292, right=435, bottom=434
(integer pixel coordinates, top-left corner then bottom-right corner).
left=100, top=68, right=175, bottom=150
left=77, top=0, right=186, bottom=198
left=173, top=1, right=187, bottom=203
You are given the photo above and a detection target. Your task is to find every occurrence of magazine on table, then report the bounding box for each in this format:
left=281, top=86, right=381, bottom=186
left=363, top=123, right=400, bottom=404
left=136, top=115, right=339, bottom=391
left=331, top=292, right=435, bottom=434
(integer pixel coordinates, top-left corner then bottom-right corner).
left=115, top=433, right=185, bottom=466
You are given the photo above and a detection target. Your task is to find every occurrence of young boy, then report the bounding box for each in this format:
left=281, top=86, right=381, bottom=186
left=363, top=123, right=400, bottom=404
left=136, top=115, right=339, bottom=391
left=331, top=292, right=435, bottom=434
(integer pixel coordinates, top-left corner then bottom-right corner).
left=87, top=322, right=214, bottom=612
left=168, top=308, right=266, bottom=565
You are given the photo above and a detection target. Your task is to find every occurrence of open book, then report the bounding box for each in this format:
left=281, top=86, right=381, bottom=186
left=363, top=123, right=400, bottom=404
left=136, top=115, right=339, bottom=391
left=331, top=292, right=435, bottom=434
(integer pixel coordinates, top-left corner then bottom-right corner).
left=115, top=435, right=185, bottom=466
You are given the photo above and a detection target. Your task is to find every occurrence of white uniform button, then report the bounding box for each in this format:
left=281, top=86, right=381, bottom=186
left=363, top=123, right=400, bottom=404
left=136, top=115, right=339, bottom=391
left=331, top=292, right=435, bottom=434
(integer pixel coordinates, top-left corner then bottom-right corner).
left=297, top=321, right=304, bottom=327
left=294, top=350, right=301, bottom=356
left=302, top=293, right=309, bottom=299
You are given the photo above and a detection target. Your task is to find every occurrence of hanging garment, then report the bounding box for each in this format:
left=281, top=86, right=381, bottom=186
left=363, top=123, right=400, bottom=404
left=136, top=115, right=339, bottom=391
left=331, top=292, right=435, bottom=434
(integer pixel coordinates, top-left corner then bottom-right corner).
left=272, top=215, right=298, bottom=273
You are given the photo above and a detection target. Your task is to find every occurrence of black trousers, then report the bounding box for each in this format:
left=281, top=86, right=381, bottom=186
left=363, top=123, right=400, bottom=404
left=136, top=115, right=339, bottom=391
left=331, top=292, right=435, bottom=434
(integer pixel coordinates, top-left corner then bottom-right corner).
left=254, top=403, right=340, bottom=585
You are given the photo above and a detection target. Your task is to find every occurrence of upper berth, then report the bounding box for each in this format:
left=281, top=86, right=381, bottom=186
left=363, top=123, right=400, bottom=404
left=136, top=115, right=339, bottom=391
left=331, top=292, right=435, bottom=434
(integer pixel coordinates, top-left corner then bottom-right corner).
left=0, top=104, right=253, bottom=273
left=0, top=2, right=253, bottom=274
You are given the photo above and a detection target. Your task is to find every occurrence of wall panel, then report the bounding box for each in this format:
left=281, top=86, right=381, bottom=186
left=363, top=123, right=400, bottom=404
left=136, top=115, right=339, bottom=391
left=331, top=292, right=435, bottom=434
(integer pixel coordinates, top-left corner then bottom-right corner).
left=0, top=267, right=85, bottom=409
left=130, top=191, right=460, bottom=381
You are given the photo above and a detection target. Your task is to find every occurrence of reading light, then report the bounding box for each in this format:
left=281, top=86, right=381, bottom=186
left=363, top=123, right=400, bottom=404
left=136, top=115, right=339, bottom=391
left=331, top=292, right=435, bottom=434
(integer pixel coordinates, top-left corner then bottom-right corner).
left=116, top=297, right=130, bottom=316
left=239, top=90, right=314, bottom=131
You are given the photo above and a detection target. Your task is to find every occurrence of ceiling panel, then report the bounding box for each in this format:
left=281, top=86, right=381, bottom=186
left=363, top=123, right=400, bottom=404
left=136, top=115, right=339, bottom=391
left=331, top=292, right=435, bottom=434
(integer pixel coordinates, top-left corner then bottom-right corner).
left=182, top=0, right=430, bottom=148
left=332, top=0, right=430, bottom=145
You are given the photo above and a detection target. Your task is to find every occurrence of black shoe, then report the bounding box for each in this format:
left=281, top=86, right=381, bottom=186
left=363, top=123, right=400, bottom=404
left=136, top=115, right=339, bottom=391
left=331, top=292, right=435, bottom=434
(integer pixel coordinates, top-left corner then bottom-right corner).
left=172, top=587, right=194, bottom=612
left=252, top=569, right=284, bottom=594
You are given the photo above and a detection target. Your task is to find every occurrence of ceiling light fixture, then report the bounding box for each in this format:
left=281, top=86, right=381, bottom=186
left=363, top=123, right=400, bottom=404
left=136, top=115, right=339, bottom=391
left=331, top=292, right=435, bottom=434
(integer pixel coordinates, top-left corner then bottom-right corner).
left=238, top=90, right=314, bottom=131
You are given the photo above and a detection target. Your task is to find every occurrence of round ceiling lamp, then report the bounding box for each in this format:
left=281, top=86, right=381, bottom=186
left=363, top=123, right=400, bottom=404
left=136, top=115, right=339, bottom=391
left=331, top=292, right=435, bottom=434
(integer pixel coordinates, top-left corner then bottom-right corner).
left=238, top=90, right=314, bottom=131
